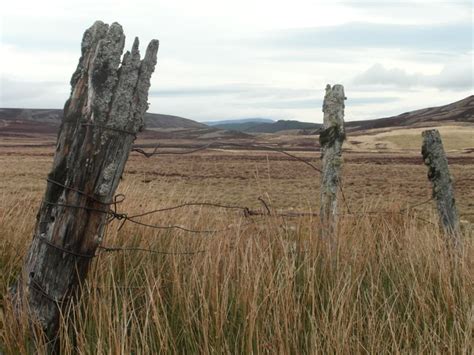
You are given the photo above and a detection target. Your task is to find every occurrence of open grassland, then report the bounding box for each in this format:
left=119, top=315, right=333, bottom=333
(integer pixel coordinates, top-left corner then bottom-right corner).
left=0, top=133, right=473, bottom=353
left=258, top=123, right=474, bottom=153
left=352, top=125, right=474, bottom=152
left=1, top=138, right=473, bottom=221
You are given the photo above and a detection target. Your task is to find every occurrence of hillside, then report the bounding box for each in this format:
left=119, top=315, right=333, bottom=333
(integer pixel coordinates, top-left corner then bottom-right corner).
left=347, top=95, right=474, bottom=132
left=205, top=118, right=275, bottom=131
left=144, top=113, right=206, bottom=129
left=1, top=96, right=473, bottom=139
left=205, top=118, right=274, bottom=126
left=250, top=120, right=321, bottom=133
left=208, top=121, right=271, bottom=131
left=0, top=108, right=205, bottom=136
left=209, top=119, right=321, bottom=133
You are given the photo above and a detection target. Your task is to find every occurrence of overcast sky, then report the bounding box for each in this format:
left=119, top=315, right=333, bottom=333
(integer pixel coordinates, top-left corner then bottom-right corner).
left=1, top=0, right=472, bottom=122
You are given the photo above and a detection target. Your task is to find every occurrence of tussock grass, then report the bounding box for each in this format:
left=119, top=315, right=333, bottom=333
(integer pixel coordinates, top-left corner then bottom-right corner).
left=1, top=188, right=473, bottom=354
left=347, top=125, right=474, bottom=152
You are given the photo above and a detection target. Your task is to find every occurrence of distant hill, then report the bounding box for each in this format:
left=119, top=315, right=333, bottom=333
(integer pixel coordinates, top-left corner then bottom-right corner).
left=347, top=95, right=474, bottom=132
left=0, top=108, right=206, bottom=136
left=1, top=96, right=472, bottom=138
left=207, top=119, right=321, bottom=133
left=205, top=118, right=275, bottom=126
left=204, top=118, right=275, bottom=131
left=250, top=120, right=321, bottom=133
left=144, top=113, right=206, bottom=129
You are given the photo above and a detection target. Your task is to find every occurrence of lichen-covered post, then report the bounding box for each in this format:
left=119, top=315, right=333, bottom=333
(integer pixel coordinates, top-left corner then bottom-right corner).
left=422, top=129, right=462, bottom=249
left=319, top=84, right=346, bottom=244
left=11, top=21, right=159, bottom=341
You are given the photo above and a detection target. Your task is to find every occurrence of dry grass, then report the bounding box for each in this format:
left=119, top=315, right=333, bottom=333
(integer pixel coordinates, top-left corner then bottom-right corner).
left=0, top=140, right=473, bottom=353
left=345, top=125, right=474, bottom=152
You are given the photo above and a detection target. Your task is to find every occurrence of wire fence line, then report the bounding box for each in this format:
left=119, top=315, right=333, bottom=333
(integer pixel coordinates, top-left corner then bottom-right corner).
left=31, top=141, right=471, bottom=260
left=132, top=141, right=323, bottom=173
left=131, top=141, right=361, bottom=213
left=20, top=140, right=472, bottom=309
left=36, top=190, right=440, bottom=260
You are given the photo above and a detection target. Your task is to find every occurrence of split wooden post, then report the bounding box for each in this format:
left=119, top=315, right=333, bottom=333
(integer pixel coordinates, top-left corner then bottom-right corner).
left=421, top=129, right=462, bottom=249
left=319, top=84, right=346, bottom=243
left=11, top=21, right=158, bottom=340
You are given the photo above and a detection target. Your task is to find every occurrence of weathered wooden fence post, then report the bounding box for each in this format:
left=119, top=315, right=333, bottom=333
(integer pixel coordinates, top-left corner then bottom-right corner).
left=11, top=21, right=158, bottom=340
left=421, top=129, right=462, bottom=249
left=319, top=84, right=346, bottom=244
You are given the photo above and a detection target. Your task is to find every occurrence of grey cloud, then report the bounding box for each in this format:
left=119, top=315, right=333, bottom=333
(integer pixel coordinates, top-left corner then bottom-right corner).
left=149, top=83, right=400, bottom=117
left=348, top=97, right=401, bottom=105
left=353, top=64, right=422, bottom=87
left=340, top=0, right=471, bottom=8
left=150, top=86, right=246, bottom=97
left=245, top=99, right=321, bottom=109
left=256, top=50, right=360, bottom=64
left=353, top=59, right=473, bottom=90
left=150, top=84, right=314, bottom=100
left=0, top=77, right=67, bottom=107
left=435, top=62, right=474, bottom=90
left=2, top=17, right=87, bottom=51
left=253, top=22, right=472, bottom=52
left=245, top=96, right=399, bottom=109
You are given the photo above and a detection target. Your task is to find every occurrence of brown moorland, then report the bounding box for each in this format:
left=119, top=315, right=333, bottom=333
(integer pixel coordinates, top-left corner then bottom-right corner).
left=0, top=117, right=473, bottom=353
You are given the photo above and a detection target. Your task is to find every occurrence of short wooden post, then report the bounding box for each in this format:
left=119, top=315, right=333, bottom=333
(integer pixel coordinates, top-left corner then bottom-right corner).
left=319, top=84, right=346, bottom=243
left=422, top=129, right=462, bottom=249
left=11, top=21, right=159, bottom=340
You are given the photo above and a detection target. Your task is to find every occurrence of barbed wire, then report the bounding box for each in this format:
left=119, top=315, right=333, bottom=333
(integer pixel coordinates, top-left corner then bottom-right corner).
left=42, top=175, right=439, bottom=235
left=132, top=142, right=323, bottom=173
left=97, top=245, right=207, bottom=255
left=131, top=142, right=365, bottom=214
left=29, top=181, right=444, bottom=306
left=36, top=193, right=439, bottom=262
left=32, top=141, right=465, bottom=278
left=127, top=202, right=250, bottom=219
left=399, top=196, right=435, bottom=212
left=119, top=217, right=261, bottom=234
left=22, top=135, right=472, bottom=307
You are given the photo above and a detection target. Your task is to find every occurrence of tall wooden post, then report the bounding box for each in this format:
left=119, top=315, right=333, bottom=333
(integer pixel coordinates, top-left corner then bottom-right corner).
left=422, top=129, right=462, bottom=249
left=11, top=21, right=159, bottom=340
left=319, top=84, right=346, bottom=244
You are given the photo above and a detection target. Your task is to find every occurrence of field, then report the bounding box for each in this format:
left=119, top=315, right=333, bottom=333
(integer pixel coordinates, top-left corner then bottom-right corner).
left=1, top=126, right=473, bottom=353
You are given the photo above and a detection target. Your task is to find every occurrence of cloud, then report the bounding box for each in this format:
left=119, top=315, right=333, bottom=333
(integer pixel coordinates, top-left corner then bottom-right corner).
left=246, top=96, right=399, bottom=109
left=353, top=56, right=473, bottom=91
left=353, top=64, right=422, bottom=87
left=254, top=22, right=472, bottom=52
left=149, top=86, right=246, bottom=97
left=0, top=77, right=67, bottom=107
left=150, top=84, right=314, bottom=100
left=339, top=1, right=472, bottom=27
left=435, top=60, right=474, bottom=90
left=1, top=1, right=471, bottom=123
left=340, top=0, right=471, bottom=12
left=245, top=99, right=321, bottom=109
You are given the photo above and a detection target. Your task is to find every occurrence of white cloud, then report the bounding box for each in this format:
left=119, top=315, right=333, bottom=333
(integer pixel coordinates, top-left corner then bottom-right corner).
left=0, top=0, right=472, bottom=122
left=0, top=77, right=67, bottom=108
left=340, top=0, right=472, bottom=25
left=353, top=64, right=423, bottom=87
left=353, top=55, right=473, bottom=91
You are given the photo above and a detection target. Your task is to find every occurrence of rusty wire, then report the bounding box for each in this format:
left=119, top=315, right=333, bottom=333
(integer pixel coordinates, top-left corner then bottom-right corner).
left=36, top=235, right=96, bottom=258
left=98, top=245, right=207, bottom=255
left=34, top=145, right=445, bottom=263
left=25, top=138, right=457, bottom=308
left=130, top=142, right=363, bottom=214
left=81, top=123, right=137, bottom=137
left=127, top=202, right=250, bottom=219
left=41, top=175, right=439, bottom=240
left=29, top=278, right=65, bottom=305
left=132, top=141, right=323, bottom=173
